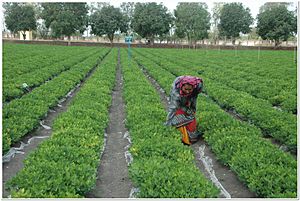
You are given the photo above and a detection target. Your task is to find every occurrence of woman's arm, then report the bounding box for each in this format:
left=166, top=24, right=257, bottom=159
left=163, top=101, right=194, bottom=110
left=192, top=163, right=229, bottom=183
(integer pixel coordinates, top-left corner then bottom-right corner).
left=165, top=88, right=180, bottom=125
left=191, top=81, right=203, bottom=112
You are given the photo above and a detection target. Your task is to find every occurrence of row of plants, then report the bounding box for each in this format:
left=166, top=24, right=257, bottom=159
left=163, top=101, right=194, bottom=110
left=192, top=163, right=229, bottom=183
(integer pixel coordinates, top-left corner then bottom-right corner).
left=3, top=44, right=105, bottom=102
left=130, top=48, right=296, bottom=198
left=3, top=48, right=110, bottom=154
left=6, top=48, right=118, bottom=198
left=3, top=43, right=64, bottom=66
left=198, top=97, right=297, bottom=198
left=120, top=48, right=219, bottom=198
left=143, top=48, right=296, bottom=113
left=189, top=50, right=296, bottom=114
left=161, top=48, right=296, bottom=81
left=3, top=47, right=100, bottom=102
left=3, top=44, right=90, bottom=79
left=134, top=49, right=296, bottom=152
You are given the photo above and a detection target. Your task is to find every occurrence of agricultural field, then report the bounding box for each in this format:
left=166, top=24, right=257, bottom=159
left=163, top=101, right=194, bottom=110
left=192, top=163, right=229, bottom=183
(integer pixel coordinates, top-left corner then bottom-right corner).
left=2, top=43, right=297, bottom=198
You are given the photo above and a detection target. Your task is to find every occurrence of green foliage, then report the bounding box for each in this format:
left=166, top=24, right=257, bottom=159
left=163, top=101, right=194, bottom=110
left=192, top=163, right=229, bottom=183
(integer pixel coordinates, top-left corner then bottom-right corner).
left=121, top=48, right=219, bottom=198
left=132, top=47, right=297, bottom=198
left=2, top=45, right=110, bottom=154
left=90, top=5, right=128, bottom=43
left=130, top=157, right=219, bottom=198
left=6, top=49, right=118, bottom=198
left=132, top=2, right=173, bottom=44
left=4, top=44, right=297, bottom=198
left=201, top=95, right=297, bottom=198
left=230, top=147, right=296, bottom=197
left=130, top=137, right=195, bottom=163
left=120, top=2, right=135, bottom=31
left=4, top=3, right=37, bottom=38
left=174, top=3, right=211, bottom=44
left=218, top=3, right=253, bottom=44
left=257, top=5, right=296, bottom=46
left=134, top=48, right=297, bottom=151
left=40, top=3, right=88, bottom=38
left=3, top=44, right=102, bottom=102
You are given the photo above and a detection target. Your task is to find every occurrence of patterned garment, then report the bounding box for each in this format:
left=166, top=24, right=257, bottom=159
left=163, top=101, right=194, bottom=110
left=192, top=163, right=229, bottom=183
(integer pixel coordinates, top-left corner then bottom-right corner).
left=168, top=113, right=195, bottom=128
left=175, top=109, right=200, bottom=145
left=165, top=76, right=203, bottom=144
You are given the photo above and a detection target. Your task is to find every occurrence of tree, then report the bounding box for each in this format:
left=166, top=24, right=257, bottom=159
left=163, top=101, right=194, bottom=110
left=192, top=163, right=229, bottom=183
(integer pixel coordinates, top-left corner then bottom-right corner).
left=120, top=2, right=135, bottom=34
left=40, top=3, right=88, bottom=40
left=248, top=27, right=259, bottom=40
left=90, top=5, right=128, bottom=44
left=89, top=2, right=110, bottom=14
left=259, top=2, right=293, bottom=13
left=132, top=2, right=173, bottom=44
left=218, top=3, right=253, bottom=45
left=4, top=3, right=37, bottom=40
left=211, top=2, right=225, bottom=44
left=174, top=2, right=210, bottom=45
left=36, top=21, right=49, bottom=39
left=257, top=5, right=296, bottom=47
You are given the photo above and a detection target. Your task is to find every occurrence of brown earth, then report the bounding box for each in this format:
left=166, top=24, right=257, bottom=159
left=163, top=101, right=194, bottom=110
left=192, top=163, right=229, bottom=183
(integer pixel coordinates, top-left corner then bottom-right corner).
left=85, top=49, right=133, bottom=198
left=2, top=55, right=104, bottom=198
left=139, top=65, right=257, bottom=198
left=2, top=46, right=257, bottom=198
left=2, top=84, right=81, bottom=197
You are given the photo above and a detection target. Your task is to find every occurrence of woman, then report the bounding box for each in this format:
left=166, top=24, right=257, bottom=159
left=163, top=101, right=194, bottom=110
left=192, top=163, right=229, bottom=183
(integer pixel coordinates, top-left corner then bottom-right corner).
left=165, top=76, right=203, bottom=145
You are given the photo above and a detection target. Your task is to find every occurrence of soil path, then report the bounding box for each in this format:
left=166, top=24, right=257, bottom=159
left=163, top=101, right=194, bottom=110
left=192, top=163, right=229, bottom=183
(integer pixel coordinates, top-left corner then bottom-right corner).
left=85, top=49, right=133, bottom=198
left=139, top=66, right=256, bottom=198
left=2, top=83, right=81, bottom=198
left=137, top=50, right=294, bottom=155
left=2, top=54, right=105, bottom=198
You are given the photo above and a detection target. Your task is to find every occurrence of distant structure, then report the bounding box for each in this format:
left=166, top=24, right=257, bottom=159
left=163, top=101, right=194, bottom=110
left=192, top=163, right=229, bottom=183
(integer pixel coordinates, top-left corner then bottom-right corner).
left=19, top=31, right=33, bottom=40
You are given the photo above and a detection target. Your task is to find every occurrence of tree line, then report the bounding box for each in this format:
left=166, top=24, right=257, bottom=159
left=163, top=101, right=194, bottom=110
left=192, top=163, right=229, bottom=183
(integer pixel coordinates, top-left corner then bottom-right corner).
left=3, top=2, right=297, bottom=46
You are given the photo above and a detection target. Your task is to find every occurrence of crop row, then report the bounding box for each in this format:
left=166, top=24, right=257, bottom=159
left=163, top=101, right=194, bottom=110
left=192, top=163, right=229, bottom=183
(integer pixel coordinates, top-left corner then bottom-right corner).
left=3, top=44, right=93, bottom=79
left=143, top=48, right=296, bottom=113
left=3, top=45, right=105, bottom=102
left=3, top=43, right=64, bottom=65
left=133, top=49, right=296, bottom=152
left=3, top=48, right=110, bottom=153
left=163, top=48, right=296, bottom=81
left=131, top=49, right=296, bottom=197
left=6, top=49, right=118, bottom=198
left=120, top=48, right=219, bottom=198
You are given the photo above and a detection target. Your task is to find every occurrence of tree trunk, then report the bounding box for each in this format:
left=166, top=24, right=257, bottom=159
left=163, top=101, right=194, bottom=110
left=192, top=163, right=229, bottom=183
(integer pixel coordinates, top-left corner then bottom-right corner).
left=22, top=31, right=26, bottom=40
left=67, top=36, right=71, bottom=46
left=232, top=38, right=236, bottom=45
left=150, top=37, right=154, bottom=45
left=108, top=34, right=114, bottom=44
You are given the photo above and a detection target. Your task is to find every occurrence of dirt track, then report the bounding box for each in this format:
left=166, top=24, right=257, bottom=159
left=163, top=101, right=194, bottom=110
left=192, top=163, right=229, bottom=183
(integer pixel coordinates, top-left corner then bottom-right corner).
left=85, top=49, right=133, bottom=198
left=139, top=64, right=256, bottom=198
left=2, top=52, right=105, bottom=198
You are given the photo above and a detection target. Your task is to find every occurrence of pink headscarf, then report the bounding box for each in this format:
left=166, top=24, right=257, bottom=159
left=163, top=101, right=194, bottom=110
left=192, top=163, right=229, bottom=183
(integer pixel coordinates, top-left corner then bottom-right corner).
left=175, top=76, right=202, bottom=96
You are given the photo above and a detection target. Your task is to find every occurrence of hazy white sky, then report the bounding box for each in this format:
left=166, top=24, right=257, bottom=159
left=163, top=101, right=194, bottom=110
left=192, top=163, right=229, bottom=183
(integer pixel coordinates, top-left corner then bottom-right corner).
left=1, top=0, right=298, bottom=31
left=110, top=0, right=298, bottom=19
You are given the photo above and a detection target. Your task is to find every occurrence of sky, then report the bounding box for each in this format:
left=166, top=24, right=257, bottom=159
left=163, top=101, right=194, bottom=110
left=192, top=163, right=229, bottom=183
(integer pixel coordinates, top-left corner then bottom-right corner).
left=109, top=0, right=298, bottom=19
left=1, top=0, right=298, bottom=32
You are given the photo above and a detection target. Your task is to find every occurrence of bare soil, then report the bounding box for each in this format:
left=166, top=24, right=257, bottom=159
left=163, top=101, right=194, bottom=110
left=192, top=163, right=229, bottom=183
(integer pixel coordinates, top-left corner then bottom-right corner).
left=2, top=84, right=81, bottom=197
left=2, top=57, right=103, bottom=198
left=139, top=66, right=257, bottom=198
left=85, top=49, right=133, bottom=198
